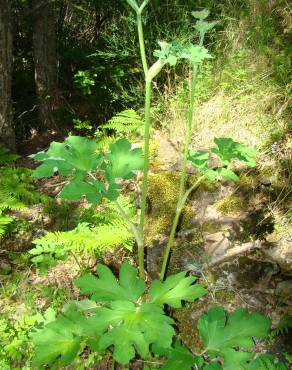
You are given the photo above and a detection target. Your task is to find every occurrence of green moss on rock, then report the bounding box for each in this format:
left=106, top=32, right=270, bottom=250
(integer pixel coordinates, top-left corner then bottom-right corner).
left=173, top=302, right=206, bottom=353
left=215, top=195, right=243, bottom=216
left=239, top=173, right=258, bottom=190
left=145, top=172, right=180, bottom=245
left=145, top=172, right=201, bottom=246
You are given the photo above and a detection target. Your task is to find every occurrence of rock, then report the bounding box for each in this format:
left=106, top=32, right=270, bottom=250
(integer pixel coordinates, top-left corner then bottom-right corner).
left=275, top=280, right=292, bottom=297
left=204, top=231, right=230, bottom=256
left=146, top=241, right=165, bottom=279
left=263, top=240, right=292, bottom=273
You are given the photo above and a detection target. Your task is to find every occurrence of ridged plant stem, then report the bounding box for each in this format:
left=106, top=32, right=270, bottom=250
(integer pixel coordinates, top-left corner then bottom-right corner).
left=137, top=12, right=148, bottom=75
left=138, top=80, right=152, bottom=279
left=136, top=5, right=150, bottom=279
left=159, top=62, right=202, bottom=281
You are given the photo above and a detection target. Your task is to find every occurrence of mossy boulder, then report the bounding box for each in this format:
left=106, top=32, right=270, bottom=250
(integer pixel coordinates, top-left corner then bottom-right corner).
left=215, top=195, right=243, bottom=216
left=145, top=172, right=180, bottom=246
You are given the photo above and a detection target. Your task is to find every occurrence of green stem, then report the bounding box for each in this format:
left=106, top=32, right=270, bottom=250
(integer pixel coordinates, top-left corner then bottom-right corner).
left=138, top=80, right=152, bottom=279
left=114, top=201, right=143, bottom=246
left=159, top=29, right=206, bottom=281
left=159, top=175, right=205, bottom=280
left=183, top=175, right=205, bottom=203
left=137, top=12, right=148, bottom=75
left=160, top=25, right=205, bottom=280
left=70, top=250, right=83, bottom=271
left=139, top=80, right=151, bottom=232
left=159, top=65, right=199, bottom=280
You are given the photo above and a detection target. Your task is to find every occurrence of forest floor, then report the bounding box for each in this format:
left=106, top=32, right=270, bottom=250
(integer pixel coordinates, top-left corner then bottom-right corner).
left=0, top=122, right=291, bottom=369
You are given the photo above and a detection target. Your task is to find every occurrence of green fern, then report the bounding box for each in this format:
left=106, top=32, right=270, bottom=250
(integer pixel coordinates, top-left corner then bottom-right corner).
left=271, top=315, right=292, bottom=337
left=32, top=221, right=134, bottom=253
left=94, top=134, right=116, bottom=150
left=0, top=166, right=48, bottom=237
left=30, top=196, right=137, bottom=273
left=102, top=109, right=143, bottom=133
left=0, top=214, right=13, bottom=236
left=93, top=194, right=136, bottom=224
left=95, top=109, right=143, bottom=149
left=0, top=167, right=45, bottom=207
left=0, top=144, right=19, bottom=165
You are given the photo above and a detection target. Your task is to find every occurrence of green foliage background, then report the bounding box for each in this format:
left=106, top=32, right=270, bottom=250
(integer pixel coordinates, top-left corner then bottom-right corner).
left=12, top=0, right=290, bottom=139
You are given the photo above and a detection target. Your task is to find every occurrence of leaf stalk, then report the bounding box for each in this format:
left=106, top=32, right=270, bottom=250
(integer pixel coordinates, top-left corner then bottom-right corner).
left=160, top=33, right=206, bottom=280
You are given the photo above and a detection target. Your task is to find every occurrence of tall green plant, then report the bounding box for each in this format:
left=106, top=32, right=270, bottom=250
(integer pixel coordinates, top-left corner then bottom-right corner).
left=29, top=2, right=278, bottom=369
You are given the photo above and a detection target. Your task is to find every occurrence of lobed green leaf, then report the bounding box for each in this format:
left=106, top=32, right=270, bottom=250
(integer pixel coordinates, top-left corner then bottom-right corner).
left=192, top=9, right=210, bottom=20
left=105, top=138, right=144, bottom=180
left=75, top=262, right=145, bottom=303
left=198, top=307, right=271, bottom=368
left=153, top=340, right=202, bottom=370
left=149, top=271, right=207, bottom=308
left=211, top=138, right=257, bottom=167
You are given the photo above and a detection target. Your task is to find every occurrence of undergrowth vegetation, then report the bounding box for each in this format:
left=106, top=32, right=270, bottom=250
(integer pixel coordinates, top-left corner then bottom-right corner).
left=0, top=0, right=291, bottom=369
left=30, top=196, right=136, bottom=274
left=0, top=146, right=47, bottom=237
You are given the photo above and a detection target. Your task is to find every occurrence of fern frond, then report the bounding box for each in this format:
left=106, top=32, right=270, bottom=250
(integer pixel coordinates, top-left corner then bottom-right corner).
left=30, top=195, right=137, bottom=272
left=271, top=315, right=292, bottom=337
left=0, top=196, right=27, bottom=212
left=0, top=213, right=13, bottom=236
left=0, top=166, right=49, bottom=238
left=95, top=135, right=116, bottom=150
left=107, top=194, right=137, bottom=219
left=0, top=167, right=45, bottom=207
left=101, top=109, right=143, bottom=134
left=0, top=144, right=19, bottom=165
left=32, top=220, right=134, bottom=256
left=95, top=109, right=144, bottom=150
left=94, top=195, right=137, bottom=224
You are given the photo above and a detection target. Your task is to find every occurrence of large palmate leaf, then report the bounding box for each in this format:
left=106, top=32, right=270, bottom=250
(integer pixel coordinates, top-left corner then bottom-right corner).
left=198, top=307, right=271, bottom=369
left=32, top=136, right=102, bottom=179
left=194, top=20, right=218, bottom=34
left=202, top=353, right=289, bottom=370
left=188, top=150, right=218, bottom=181
left=31, top=308, right=86, bottom=368
left=105, top=138, right=144, bottom=180
left=189, top=137, right=257, bottom=183
left=32, top=136, right=142, bottom=204
left=153, top=340, right=203, bottom=370
left=76, top=262, right=146, bottom=303
left=92, top=301, right=175, bottom=365
left=244, top=354, right=288, bottom=370
left=149, top=271, right=207, bottom=308
left=60, top=179, right=105, bottom=204
left=181, top=44, right=213, bottom=65
left=217, top=168, right=239, bottom=181
left=203, top=364, right=223, bottom=370
left=211, top=138, right=256, bottom=167
left=153, top=41, right=180, bottom=66
left=192, top=9, right=210, bottom=20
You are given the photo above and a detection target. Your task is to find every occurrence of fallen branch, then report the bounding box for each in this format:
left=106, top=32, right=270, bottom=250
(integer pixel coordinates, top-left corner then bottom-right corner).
left=202, top=240, right=265, bottom=269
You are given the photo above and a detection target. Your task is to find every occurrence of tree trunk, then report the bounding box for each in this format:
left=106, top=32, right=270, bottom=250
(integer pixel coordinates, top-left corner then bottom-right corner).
left=32, top=0, right=58, bottom=130
left=0, top=0, right=15, bottom=151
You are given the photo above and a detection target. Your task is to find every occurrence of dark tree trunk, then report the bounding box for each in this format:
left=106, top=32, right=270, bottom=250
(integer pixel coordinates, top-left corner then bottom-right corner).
left=0, top=0, right=15, bottom=151
left=32, top=0, right=58, bottom=130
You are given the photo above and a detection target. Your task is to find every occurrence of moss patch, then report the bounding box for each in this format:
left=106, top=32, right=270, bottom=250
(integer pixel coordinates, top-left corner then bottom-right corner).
left=180, top=204, right=194, bottom=229
left=215, top=195, right=243, bottom=216
left=239, top=173, right=259, bottom=190
left=187, top=174, right=219, bottom=194
left=145, top=172, right=201, bottom=246
left=145, top=172, right=180, bottom=245
left=173, top=302, right=205, bottom=353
